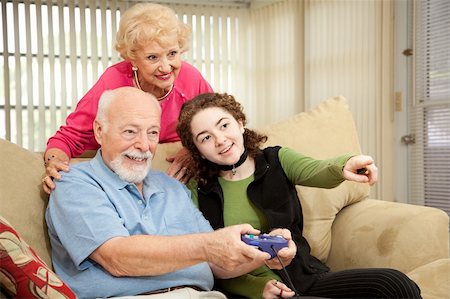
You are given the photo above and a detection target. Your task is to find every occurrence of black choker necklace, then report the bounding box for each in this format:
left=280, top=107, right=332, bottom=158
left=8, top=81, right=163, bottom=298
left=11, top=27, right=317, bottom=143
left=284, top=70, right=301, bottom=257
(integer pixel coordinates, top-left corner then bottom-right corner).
left=219, top=150, right=248, bottom=175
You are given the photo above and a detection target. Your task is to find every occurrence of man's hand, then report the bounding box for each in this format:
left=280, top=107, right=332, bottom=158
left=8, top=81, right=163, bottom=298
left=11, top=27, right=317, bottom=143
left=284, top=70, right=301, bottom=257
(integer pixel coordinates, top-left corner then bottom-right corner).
left=42, top=148, right=70, bottom=194
left=166, top=147, right=193, bottom=184
left=343, top=155, right=378, bottom=186
left=265, top=228, right=296, bottom=270
left=206, top=224, right=271, bottom=278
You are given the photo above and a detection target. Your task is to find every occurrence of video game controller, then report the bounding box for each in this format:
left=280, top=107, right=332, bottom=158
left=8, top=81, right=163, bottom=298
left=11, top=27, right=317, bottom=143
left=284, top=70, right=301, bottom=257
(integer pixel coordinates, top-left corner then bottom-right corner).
left=241, top=233, right=289, bottom=258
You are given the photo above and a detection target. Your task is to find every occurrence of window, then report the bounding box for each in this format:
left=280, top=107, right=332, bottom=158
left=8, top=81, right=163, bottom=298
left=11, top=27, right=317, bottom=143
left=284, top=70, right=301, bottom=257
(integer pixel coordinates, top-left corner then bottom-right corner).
left=409, top=0, right=450, bottom=225
left=0, top=0, right=121, bottom=151
left=0, top=0, right=244, bottom=152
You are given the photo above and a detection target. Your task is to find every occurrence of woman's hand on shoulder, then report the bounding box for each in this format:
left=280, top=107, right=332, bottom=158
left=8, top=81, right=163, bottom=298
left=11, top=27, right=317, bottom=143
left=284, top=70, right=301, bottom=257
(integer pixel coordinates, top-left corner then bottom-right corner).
left=42, top=148, right=70, bottom=194
left=343, top=154, right=378, bottom=185
left=265, top=228, right=296, bottom=270
left=263, top=279, right=295, bottom=299
left=166, top=146, right=193, bottom=184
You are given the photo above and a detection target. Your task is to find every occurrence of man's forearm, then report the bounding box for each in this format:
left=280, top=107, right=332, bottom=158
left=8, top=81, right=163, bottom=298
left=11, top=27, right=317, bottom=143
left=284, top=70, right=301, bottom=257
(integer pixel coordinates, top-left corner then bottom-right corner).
left=90, top=234, right=211, bottom=277
left=89, top=224, right=270, bottom=278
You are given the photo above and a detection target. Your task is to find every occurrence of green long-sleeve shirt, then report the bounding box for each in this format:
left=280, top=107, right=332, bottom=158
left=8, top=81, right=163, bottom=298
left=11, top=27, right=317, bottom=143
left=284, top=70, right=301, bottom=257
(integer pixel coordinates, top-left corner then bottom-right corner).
left=189, top=148, right=352, bottom=298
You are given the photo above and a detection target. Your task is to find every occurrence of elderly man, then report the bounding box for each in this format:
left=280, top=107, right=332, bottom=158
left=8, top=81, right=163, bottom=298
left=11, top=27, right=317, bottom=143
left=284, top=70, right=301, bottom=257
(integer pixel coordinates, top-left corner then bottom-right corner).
left=45, top=87, right=271, bottom=298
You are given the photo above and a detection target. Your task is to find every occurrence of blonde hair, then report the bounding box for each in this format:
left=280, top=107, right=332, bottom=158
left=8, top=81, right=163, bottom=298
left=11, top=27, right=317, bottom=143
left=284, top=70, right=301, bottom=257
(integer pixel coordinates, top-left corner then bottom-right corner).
left=114, top=3, right=191, bottom=61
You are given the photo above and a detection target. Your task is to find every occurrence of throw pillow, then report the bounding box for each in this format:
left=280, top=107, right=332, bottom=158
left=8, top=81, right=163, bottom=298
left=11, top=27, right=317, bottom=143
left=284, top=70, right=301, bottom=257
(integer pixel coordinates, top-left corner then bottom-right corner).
left=0, top=215, right=77, bottom=298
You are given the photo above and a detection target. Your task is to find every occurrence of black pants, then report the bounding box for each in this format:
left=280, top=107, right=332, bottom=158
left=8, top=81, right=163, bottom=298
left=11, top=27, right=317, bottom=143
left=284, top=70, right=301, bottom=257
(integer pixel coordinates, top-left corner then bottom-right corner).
left=304, top=268, right=422, bottom=298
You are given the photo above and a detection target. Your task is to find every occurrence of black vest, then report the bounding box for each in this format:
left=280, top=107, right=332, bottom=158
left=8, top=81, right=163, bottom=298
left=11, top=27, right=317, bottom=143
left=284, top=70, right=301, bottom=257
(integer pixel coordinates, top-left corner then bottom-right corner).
left=197, top=146, right=330, bottom=293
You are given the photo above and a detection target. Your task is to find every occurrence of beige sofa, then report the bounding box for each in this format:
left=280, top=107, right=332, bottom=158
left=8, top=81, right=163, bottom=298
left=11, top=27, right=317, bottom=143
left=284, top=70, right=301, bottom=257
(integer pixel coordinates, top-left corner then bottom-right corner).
left=1, top=96, right=449, bottom=298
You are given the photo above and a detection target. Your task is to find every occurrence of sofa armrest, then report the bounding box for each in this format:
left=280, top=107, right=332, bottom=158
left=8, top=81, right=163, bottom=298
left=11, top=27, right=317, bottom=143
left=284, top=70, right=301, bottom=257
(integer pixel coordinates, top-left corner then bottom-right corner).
left=326, top=199, right=449, bottom=273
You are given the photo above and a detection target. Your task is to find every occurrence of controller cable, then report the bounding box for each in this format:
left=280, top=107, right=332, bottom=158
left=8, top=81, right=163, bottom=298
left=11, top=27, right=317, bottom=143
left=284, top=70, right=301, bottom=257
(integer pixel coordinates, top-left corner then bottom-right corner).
left=271, top=245, right=301, bottom=298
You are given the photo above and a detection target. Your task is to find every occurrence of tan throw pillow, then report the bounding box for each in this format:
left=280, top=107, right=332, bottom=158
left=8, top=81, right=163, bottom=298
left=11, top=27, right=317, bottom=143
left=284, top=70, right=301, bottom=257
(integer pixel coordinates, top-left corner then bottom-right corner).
left=260, top=96, right=370, bottom=262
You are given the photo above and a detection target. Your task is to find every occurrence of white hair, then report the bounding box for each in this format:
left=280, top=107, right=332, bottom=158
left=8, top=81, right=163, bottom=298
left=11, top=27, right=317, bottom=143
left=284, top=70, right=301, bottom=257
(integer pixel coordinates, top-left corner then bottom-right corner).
left=96, top=89, right=116, bottom=131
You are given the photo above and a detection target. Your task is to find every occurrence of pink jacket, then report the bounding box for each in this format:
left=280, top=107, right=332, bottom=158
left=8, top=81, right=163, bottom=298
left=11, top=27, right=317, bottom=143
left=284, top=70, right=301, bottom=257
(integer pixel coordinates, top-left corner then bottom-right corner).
left=46, top=61, right=213, bottom=158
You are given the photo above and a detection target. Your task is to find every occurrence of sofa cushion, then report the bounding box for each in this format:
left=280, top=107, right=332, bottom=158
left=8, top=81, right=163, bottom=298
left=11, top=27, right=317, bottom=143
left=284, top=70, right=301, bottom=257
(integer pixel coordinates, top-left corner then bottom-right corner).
left=261, top=96, right=370, bottom=262
left=152, top=141, right=183, bottom=172
left=0, top=216, right=76, bottom=298
left=0, top=139, right=51, bottom=267
left=406, top=258, right=450, bottom=299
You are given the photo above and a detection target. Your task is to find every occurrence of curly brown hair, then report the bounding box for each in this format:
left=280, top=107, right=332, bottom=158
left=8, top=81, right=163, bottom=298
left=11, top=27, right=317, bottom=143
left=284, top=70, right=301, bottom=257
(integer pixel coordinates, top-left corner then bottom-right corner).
left=177, top=93, right=267, bottom=183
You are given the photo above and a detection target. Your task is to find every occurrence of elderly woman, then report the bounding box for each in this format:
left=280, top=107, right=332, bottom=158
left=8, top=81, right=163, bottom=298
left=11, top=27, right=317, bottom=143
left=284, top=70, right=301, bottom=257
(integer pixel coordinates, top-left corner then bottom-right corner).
left=42, top=3, right=212, bottom=193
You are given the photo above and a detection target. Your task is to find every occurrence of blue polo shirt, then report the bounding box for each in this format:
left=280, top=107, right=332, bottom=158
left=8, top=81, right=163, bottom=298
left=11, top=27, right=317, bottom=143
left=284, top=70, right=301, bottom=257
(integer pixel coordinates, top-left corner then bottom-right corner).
left=45, top=151, right=214, bottom=298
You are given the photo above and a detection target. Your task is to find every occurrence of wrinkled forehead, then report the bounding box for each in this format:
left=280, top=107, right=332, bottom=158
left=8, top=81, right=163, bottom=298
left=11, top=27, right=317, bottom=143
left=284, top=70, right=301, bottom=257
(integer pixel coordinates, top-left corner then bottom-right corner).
left=107, top=94, right=161, bottom=126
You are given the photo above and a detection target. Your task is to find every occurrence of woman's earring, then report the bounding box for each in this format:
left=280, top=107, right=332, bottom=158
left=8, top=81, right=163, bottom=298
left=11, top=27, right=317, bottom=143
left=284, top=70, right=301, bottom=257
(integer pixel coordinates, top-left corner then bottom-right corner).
left=132, top=66, right=142, bottom=90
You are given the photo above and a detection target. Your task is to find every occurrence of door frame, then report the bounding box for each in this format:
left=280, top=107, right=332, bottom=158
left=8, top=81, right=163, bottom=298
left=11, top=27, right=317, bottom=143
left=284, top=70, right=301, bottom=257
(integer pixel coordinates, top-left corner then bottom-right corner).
left=393, top=0, right=411, bottom=204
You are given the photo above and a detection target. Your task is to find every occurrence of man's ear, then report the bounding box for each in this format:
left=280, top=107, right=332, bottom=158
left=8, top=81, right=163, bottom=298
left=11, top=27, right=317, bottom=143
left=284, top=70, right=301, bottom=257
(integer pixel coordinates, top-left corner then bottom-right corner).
left=93, top=119, right=103, bottom=145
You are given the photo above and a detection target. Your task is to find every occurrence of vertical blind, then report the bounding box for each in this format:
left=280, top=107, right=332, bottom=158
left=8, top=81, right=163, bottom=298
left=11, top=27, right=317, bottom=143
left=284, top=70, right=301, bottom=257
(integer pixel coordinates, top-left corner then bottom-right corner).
left=0, top=0, right=247, bottom=152
left=0, top=0, right=126, bottom=151
left=247, top=0, right=303, bottom=127
left=303, top=0, right=394, bottom=199
left=166, top=3, right=245, bottom=96
left=410, top=0, right=450, bottom=222
left=1, top=0, right=308, bottom=152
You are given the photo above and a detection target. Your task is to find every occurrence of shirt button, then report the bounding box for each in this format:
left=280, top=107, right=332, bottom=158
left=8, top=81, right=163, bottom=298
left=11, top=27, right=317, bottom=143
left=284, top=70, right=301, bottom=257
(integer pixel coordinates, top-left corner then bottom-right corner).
left=138, top=200, right=143, bottom=205
left=142, top=215, right=148, bottom=220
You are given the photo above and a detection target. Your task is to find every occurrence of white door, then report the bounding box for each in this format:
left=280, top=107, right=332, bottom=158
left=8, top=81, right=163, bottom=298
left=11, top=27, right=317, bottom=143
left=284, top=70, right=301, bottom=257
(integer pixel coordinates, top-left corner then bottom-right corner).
left=395, top=0, right=450, bottom=226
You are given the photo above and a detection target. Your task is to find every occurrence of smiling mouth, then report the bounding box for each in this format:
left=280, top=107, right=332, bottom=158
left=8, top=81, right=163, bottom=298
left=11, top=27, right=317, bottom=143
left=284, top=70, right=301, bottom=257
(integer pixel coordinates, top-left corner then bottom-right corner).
left=220, top=144, right=233, bottom=155
left=156, top=73, right=172, bottom=80
left=125, top=155, right=148, bottom=163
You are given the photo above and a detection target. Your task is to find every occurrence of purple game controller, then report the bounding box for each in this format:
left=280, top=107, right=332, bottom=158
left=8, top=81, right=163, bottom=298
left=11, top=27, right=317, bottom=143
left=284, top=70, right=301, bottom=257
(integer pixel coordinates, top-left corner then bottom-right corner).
left=241, top=233, right=289, bottom=258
